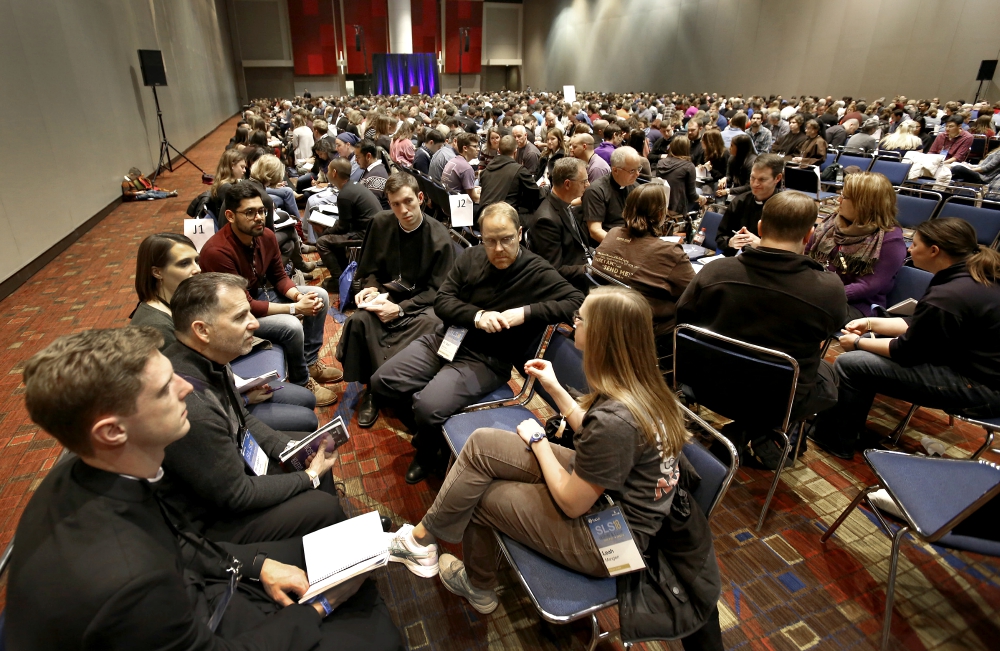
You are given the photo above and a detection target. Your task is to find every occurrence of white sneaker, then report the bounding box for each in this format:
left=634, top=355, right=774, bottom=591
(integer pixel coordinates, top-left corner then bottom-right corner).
left=388, top=524, right=439, bottom=578
left=438, top=553, right=498, bottom=614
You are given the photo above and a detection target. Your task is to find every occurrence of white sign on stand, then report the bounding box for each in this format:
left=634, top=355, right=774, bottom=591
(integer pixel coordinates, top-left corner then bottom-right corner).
left=183, top=218, right=216, bottom=252
left=449, top=194, right=474, bottom=227
left=563, top=85, right=576, bottom=104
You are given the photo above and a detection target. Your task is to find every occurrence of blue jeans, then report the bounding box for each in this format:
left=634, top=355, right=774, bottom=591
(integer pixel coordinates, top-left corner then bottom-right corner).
left=813, top=350, right=1000, bottom=446
left=246, top=381, right=318, bottom=432
left=255, top=286, right=330, bottom=385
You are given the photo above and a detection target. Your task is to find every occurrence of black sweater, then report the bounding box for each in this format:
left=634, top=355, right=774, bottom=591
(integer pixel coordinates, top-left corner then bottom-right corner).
left=890, top=262, right=1000, bottom=389
left=435, top=246, right=584, bottom=366
left=715, top=189, right=781, bottom=255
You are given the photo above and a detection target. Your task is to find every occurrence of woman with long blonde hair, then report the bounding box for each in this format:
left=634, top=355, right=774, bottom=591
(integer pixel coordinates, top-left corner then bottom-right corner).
left=385, top=286, right=723, bottom=647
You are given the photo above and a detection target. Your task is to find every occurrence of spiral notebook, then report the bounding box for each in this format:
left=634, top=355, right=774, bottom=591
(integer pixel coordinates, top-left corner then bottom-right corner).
left=298, top=511, right=389, bottom=603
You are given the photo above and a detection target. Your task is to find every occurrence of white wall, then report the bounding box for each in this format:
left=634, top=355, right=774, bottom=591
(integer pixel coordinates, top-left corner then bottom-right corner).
left=0, top=0, right=239, bottom=284
left=524, top=0, right=1000, bottom=103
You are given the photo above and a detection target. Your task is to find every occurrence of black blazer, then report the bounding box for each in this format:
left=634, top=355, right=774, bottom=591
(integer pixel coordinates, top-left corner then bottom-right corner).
left=329, top=179, right=383, bottom=237
left=527, top=191, right=592, bottom=290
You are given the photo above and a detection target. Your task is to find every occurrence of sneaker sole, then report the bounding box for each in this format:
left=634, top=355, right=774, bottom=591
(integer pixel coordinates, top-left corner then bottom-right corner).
left=389, top=554, right=440, bottom=578
left=439, top=574, right=498, bottom=614
left=313, top=394, right=339, bottom=407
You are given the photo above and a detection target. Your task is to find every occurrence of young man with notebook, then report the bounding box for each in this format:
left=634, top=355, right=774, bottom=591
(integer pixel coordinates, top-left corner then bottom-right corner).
left=7, top=327, right=402, bottom=651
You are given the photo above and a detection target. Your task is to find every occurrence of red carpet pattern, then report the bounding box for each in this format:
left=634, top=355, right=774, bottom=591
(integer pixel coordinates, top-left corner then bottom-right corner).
left=0, top=116, right=997, bottom=650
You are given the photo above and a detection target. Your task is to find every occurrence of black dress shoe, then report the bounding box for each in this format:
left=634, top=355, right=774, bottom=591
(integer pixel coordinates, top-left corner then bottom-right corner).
left=405, top=457, right=430, bottom=484
left=358, top=388, right=379, bottom=428
left=380, top=515, right=393, bottom=532
left=808, top=429, right=855, bottom=460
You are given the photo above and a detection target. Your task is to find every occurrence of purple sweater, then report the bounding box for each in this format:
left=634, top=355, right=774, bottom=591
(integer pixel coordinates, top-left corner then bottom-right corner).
left=818, top=227, right=907, bottom=317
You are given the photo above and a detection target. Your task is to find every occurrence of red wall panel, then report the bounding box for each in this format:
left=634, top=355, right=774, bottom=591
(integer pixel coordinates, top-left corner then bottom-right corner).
left=343, top=0, right=390, bottom=75
left=410, top=0, right=439, bottom=55
left=445, top=1, right=481, bottom=74
left=288, top=0, right=338, bottom=76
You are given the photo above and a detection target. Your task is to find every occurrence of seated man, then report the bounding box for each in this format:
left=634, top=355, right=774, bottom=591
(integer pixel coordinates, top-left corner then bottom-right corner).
left=337, top=173, right=456, bottom=428
left=200, top=183, right=340, bottom=407
left=677, top=191, right=847, bottom=467
left=10, top=327, right=402, bottom=651
left=715, top=154, right=784, bottom=256
left=512, top=125, right=541, bottom=176
left=161, top=272, right=346, bottom=543
left=355, top=138, right=390, bottom=210
left=479, top=134, right=542, bottom=214
left=440, top=132, right=482, bottom=203
left=527, top=157, right=592, bottom=290
left=315, top=157, right=383, bottom=287
left=372, top=203, right=584, bottom=484
left=413, top=128, right=445, bottom=175
left=582, top=146, right=641, bottom=243
left=569, top=132, right=612, bottom=183
left=428, top=130, right=457, bottom=182
left=930, top=114, right=976, bottom=164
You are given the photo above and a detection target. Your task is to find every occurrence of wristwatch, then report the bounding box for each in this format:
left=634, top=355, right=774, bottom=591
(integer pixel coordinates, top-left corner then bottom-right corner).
left=525, top=431, right=546, bottom=451
left=398, top=305, right=405, bottom=318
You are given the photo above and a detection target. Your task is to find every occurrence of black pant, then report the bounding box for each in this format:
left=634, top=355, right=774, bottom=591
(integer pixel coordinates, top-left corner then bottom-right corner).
left=206, top=471, right=346, bottom=544
left=316, top=232, right=361, bottom=278
left=370, top=332, right=509, bottom=462
left=681, top=605, right=724, bottom=651
left=950, top=165, right=986, bottom=185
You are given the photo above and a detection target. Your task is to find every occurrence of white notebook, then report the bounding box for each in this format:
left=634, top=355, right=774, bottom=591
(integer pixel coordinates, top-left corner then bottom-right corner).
left=298, top=511, right=389, bottom=602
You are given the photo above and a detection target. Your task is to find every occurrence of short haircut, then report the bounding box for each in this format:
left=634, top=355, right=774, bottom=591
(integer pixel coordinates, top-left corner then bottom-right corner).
left=328, top=157, right=352, bottom=180
left=314, top=137, right=337, bottom=156
left=610, top=145, right=638, bottom=169
left=730, top=113, right=748, bottom=129
left=479, top=201, right=520, bottom=230
left=250, top=154, right=285, bottom=187
left=422, top=128, right=445, bottom=145
left=384, top=170, right=419, bottom=197
left=135, top=233, right=197, bottom=304
left=752, top=153, right=785, bottom=180
left=312, top=119, right=328, bottom=133
left=603, top=124, right=621, bottom=142
left=171, top=273, right=248, bottom=335
left=224, top=181, right=264, bottom=215
left=498, top=135, right=517, bottom=156
left=760, top=191, right=816, bottom=241
left=455, top=132, right=478, bottom=151
left=23, top=327, right=164, bottom=455
left=946, top=114, right=965, bottom=126
left=552, top=157, right=584, bottom=187
left=356, top=138, right=378, bottom=158
left=571, top=133, right=595, bottom=150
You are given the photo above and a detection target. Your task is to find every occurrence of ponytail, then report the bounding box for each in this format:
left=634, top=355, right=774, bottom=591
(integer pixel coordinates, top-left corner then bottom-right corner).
left=915, top=217, right=1000, bottom=286
left=967, top=246, right=1000, bottom=286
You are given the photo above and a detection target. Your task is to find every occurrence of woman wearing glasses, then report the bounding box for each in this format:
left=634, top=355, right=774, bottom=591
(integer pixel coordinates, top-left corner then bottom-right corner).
left=386, top=286, right=725, bottom=650
left=805, top=172, right=906, bottom=320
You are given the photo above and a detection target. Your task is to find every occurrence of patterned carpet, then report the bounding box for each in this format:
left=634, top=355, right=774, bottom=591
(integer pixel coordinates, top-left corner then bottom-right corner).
left=0, top=115, right=998, bottom=650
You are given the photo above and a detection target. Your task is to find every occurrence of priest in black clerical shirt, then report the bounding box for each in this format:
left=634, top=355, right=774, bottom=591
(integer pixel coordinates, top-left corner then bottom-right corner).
left=336, top=172, right=455, bottom=428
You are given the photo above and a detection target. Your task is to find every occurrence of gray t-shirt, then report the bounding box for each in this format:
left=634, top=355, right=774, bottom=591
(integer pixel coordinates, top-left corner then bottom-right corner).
left=572, top=396, right=680, bottom=551
left=129, top=302, right=176, bottom=350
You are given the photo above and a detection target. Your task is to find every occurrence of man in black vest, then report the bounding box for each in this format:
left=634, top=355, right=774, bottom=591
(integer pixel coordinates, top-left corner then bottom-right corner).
left=528, top=157, right=592, bottom=290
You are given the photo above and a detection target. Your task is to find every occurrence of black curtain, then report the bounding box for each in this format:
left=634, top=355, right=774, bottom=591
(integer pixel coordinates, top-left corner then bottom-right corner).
left=373, top=53, right=439, bottom=96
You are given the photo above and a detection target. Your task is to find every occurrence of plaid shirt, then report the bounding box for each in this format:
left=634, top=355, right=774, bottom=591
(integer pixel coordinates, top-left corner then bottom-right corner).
left=748, top=127, right=773, bottom=153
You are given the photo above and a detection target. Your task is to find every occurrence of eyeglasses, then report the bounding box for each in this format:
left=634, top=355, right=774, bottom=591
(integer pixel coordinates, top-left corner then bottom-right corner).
left=482, top=235, right=518, bottom=249
left=238, top=207, right=268, bottom=219
left=615, top=167, right=643, bottom=175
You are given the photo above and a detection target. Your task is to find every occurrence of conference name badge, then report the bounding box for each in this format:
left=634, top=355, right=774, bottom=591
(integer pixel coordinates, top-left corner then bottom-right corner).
left=586, top=506, right=646, bottom=576
left=240, top=429, right=269, bottom=476
left=437, top=326, right=468, bottom=362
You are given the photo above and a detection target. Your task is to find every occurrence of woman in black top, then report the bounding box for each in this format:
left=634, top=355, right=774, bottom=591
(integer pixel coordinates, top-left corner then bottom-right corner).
left=718, top=133, right=755, bottom=198
left=810, top=217, right=1000, bottom=459
left=700, top=130, right=729, bottom=196
left=626, top=129, right=653, bottom=181
left=772, top=114, right=808, bottom=155
left=656, top=136, right=705, bottom=215
left=536, top=127, right=567, bottom=182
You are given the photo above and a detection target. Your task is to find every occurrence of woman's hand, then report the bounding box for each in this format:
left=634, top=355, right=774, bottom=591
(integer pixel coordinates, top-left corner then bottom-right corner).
left=838, top=332, right=861, bottom=351
left=523, top=359, right=558, bottom=389
left=516, top=419, right=545, bottom=446
left=843, top=318, right=870, bottom=335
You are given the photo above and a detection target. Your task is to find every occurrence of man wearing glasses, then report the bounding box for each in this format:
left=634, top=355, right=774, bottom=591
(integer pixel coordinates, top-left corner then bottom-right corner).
left=582, top=146, right=642, bottom=243
left=371, top=203, right=584, bottom=484
left=200, top=183, right=340, bottom=406
left=528, top=158, right=593, bottom=291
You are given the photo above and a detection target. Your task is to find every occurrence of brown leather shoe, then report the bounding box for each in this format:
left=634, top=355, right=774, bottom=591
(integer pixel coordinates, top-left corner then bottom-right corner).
left=306, top=378, right=338, bottom=407
left=309, top=360, right=344, bottom=383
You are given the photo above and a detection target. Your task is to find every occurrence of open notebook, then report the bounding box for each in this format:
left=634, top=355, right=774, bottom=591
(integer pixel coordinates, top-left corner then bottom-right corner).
left=298, top=511, right=389, bottom=603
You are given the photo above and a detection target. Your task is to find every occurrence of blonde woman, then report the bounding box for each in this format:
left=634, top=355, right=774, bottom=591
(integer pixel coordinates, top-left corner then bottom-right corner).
left=879, top=120, right=923, bottom=153
left=205, top=148, right=246, bottom=221
left=387, top=287, right=722, bottom=647
left=390, top=120, right=415, bottom=167
left=806, top=172, right=906, bottom=319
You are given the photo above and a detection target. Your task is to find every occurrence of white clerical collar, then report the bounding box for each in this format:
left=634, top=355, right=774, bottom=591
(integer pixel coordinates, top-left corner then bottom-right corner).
left=399, top=214, right=424, bottom=233
left=120, top=467, right=165, bottom=482
left=366, top=159, right=384, bottom=172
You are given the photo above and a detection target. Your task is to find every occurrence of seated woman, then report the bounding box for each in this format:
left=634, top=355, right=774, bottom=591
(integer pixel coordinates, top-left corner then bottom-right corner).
left=130, top=233, right=318, bottom=433
left=951, top=146, right=1000, bottom=198
left=478, top=127, right=502, bottom=174
left=656, top=136, right=705, bottom=216
left=772, top=114, right=808, bottom=155
left=536, top=127, right=567, bottom=183
left=205, top=149, right=246, bottom=226
left=806, top=172, right=907, bottom=319
left=593, top=183, right=695, bottom=364
left=700, top=130, right=729, bottom=197
left=796, top=119, right=827, bottom=161
left=716, top=133, right=755, bottom=199
left=390, top=120, right=415, bottom=168
left=970, top=114, right=996, bottom=138
left=810, top=217, right=1000, bottom=459
left=625, top=129, right=652, bottom=181
left=387, top=286, right=724, bottom=649
left=121, top=167, right=177, bottom=201
left=878, top=120, right=923, bottom=154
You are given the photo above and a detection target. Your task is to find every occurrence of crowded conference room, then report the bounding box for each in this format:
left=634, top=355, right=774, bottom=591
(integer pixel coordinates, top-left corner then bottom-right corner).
left=3, top=0, right=1000, bottom=649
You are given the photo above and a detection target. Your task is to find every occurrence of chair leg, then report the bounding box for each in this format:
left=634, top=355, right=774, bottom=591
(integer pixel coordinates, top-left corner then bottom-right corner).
left=792, top=421, right=807, bottom=467
left=889, top=404, right=919, bottom=446
left=881, top=526, right=910, bottom=651
left=972, top=428, right=995, bottom=460
left=821, top=485, right=880, bottom=543
left=756, top=430, right=791, bottom=531
left=585, top=613, right=610, bottom=651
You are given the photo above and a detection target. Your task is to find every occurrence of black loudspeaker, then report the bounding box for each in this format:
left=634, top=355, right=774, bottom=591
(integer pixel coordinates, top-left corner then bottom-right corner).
left=977, top=59, right=998, bottom=81
left=138, top=49, right=167, bottom=86
left=463, top=33, right=470, bottom=53
left=355, top=33, right=362, bottom=52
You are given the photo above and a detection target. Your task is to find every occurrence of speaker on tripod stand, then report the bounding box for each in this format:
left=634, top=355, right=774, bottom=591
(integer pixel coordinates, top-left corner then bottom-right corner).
left=137, top=49, right=209, bottom=183
left=974, top=59, right=997, bottom=105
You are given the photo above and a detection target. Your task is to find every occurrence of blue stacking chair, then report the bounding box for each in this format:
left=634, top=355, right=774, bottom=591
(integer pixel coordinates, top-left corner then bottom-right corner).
left=821, top=451, right=1000, bottom=650
left=873, top=265, right=933, bottom=317
left=938, top=197, right=1000, bottom=248
left=870, top=158, right=913, bottom=187
left=895, top=188, right=942, bottom=231
left=674, top=324, right=803, bottom=531
left=230, top=344, right=287, bottom=383
left=699, top=211, right=724, bottom=253
left=819, top=151, right=837, bottom=172
left=494, top=403, right=738, bottom=651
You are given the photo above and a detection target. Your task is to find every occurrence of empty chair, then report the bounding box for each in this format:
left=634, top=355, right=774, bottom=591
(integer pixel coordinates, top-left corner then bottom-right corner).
left=870, top=158, right=913, bottom=186
left=699, top=211, right=724, bottom=252
left=938, top=197, right=1000, bottom=247
left=783, top=165, right=838, bottom=200
left=894, top=188, right=942, bottom=230
left=836, top=152, right=875, bottom=173
left=819, top=151, right=837, bottom=172
left=875, top=265, right=933, bottom=316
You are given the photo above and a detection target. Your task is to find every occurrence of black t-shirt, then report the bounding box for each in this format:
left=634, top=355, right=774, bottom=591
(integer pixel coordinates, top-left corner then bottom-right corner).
left=573, top=396, right=680, bottom=551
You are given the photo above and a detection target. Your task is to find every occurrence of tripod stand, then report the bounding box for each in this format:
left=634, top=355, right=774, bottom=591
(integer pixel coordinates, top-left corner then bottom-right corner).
left=149, top=86, right=206, bottom=183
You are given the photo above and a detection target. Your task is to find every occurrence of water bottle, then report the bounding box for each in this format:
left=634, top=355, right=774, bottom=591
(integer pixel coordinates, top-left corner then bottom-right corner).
left=693, top=227, right=706, bottom=246
left=836, top=166, right=844, bottom=184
